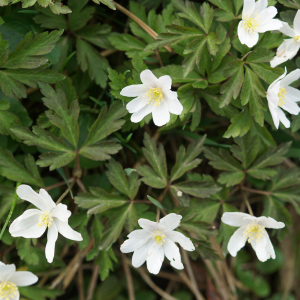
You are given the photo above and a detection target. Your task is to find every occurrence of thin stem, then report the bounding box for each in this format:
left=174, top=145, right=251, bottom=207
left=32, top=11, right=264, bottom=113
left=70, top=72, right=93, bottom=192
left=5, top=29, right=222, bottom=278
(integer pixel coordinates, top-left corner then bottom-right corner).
left=121, top=252, right=135, bottom=300
left=76, top=179, right=87, bottom=193
left=44, top=179, right=73, bottom=191
left=241, top=190, right=254, bottom=216
left=241, top=186, right=271, bottom=196
left=56, top=180, right=75, bottom=205
left=86, top=265, right=100, bottom=300
left=0, top=182, right=21, bottom=241
left=156, top=207, right=160, bottom=222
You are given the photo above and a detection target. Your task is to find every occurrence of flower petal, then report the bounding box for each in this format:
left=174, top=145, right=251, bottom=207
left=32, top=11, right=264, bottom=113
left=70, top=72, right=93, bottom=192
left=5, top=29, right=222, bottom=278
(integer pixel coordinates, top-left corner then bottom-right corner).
left=238, top=21, right=246, bottom=45
left=140, top=70, right=158, bottom=87
left=265, top=232, right=276, bottom=259
left=279, top=22, right=296, bottom=37
left=257, top=7, right=278, bottom=25
left=51, top=204, right=71, bottom=222
left=227, top=226, right=247, bottom=257
left=277, top=107, right=291, bottom=128
left=132, top=239, right=153, bottom=268
left=146, top=241, right=164, bottom=275
left=158, top=213, right=182, bottom=232
left=244, top=31, right=259, bottom=48
left=16, top=185, right=47, bottom=211
left=253, top=0, right=268, bottom=14
left=257, top=216, right=285, bottom=229
left=0, top=263, right=16, bottom=282
left=120, top=229, right=151, bottom=253
left=39, top=189, right=56, bottom=211
left=152, top=100, right=170, bottom=126
left=221, top=212, right=253, bottom=227
left=285, top=86, right=300, bottom=102
left=120, top=84, right=148, bottom=97
left=270, top=55, right=290, bottom=68
left=258, top=19, right=283, bottom=33
left=250, top=232, right=268, bottom=262
left=294, top=9, right=300, bottom=33
left=138, top=219, right=158, bottom=232
left=9, top=209, right=41, bottom=233
left=10, top=271, right=38, bottom=287
left=268, top=101, right=280, bottom=129
left=158, top=75, right=172, bottom=90
left=54, top=219, right=83, bottom=241
left=242, top=0, right=255, bottom=17
left=45, top=223, right=58, bottom=263
left=126, top=95, right=149, bottom=114
left=163, top=239, right=183, bottom=270
left=164, top=91, right=183, bottom=115
left=165, top=231, right=195, bottom=251
left=280, top=69, right=300, bottom=87
left=269, top=68, right=287, bottom=90
left=130, top=104, right=153, bottom=123
left=281, top=98, right=300, bottom=115
left=11, top=290, right=19, bottom=300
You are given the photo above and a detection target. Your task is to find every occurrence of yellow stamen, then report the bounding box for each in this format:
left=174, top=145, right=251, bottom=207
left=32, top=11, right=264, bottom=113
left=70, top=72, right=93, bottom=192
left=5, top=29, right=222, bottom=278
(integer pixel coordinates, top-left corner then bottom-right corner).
left=277, top=87, right=287, bottom=107
left=243, top=14, right=260, bottom=33
left=144, top=88, right=163, bottom=106
left=37, top=211, right=53, bottom=228
left=294, top=35, right=300, bottom=42
left=0, top=281, right=18, bottom=300
left=151, top=231, right=166, bottom=247
left=243, top=223, right=265, bottom=243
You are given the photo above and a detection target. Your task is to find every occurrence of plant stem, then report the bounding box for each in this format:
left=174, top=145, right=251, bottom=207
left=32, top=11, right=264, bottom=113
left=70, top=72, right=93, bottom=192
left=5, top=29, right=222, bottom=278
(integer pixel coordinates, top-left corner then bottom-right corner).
left=241, top=186, right=271, bottom=196
left=121, top=252, right=135, bottom=300
left=56, top=180, right=75, bottom=205
left=241, top=190, right=254, bottom=216
left=0, top=182, right=21, bottom=241
left=86, top=265, right=100, bottom=300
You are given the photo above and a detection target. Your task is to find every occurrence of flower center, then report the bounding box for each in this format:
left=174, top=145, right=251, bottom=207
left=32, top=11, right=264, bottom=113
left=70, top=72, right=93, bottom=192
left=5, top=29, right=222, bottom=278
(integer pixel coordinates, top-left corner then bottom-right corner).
left=294, top=35, right=300, bottom=42
left=0, top=281, right=18, bottom=300
left=243, top=14, right=260, bottom=33
left=243, top=223, right=265, bottom=243
left=152, top=231, right=166, bottom=247
left=37, top=211, right=53, bottom=228
left=277, top=87, right=287, bottom=107
left=145, top=88, right=163, bottom=106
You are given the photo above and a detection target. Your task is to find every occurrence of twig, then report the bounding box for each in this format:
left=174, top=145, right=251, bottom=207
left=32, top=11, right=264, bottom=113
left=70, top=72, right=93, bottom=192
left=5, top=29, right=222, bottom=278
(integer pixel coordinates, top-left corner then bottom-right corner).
left=241, top=186, right=271, bottom=196
left=241, top=190, right=254, bottom=216
left=77, top=268, right=85, bottom=300
left=182, top=250, right=205, bottom=300
left=121, top=252, right=135, bottom=300
left=76, top=179, right=87, bottom=193
left=113, top=2, right=172, bottom=53
left=100, top=49, right=118, bottom=57
left=86, top=265, right=100, bottom=300
left=44, top=180, right=70, bottom=191
left=56, top=180, right=75, bottom=205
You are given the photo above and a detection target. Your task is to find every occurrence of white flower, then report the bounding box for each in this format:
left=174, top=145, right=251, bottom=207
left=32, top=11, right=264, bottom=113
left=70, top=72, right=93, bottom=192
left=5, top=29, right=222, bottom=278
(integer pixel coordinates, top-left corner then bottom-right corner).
left=120, top=213, right=194, bottom=275
left=238, top=0, right=283, bottom=48
left=0, top=261, right=38, bottom=300
left=221, top=212, right=285, bottom=262
left=270, top=10, right=300, bottom=67
left=267, top=68, right=300, bottom=128
left=120, top=70, right=183, bottom=127
left=9, top=185, right=83, bottom=263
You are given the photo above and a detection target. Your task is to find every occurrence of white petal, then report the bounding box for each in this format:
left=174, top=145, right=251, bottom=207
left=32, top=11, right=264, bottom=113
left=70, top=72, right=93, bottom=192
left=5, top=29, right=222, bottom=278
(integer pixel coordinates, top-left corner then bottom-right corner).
left=120, top=229, right=150, bottom=253
left=158, top=213, right=182, bottom=232
left=39, top=189, right=55, bottom=211
left=252, top=0, right=268, bottom=15
left=9, top=212, right=46, bottom=239
left=242, top=0, right=255, bottom=17
left=268, top=101, right=280, bottom=129
left=120, top=84, right=148, bottom=97
left=164, top=91, right=183, bottom=115
left=45, top=223, right=58, bottom=263
left=138, top=219, right=158, bottom=232
left=294, top=10, right=300, bottom=33
left=11, top=290, right=19, bottom=300
left=140, top=70, right=158, bottom=87
left=277, top=107, right=291, bottom=128
left=265, top=232, right=276, bottom=259
left=269, top=68, right=287, bottom=90
left=285, top=86, right=300, bottom=102
left=158, top=75, right=172, bottom=90
left=165, top=231, right=195, bottom=251
left=258, top=19, right=283, bottom=33
left=250, top=232, right=268, bottom=262
left=146, top=241, right=164, bottom=275
left=221, top=212, right=253, bottom=227
left=152, top=100, right=170, bottom=126
left=10, top=271, right=38, bottom=287
left=126, top=95, right=148, bottom=113
left=281, top=98, right=300, bottom=115
left=257, top=216, right=285, bottom=229
left=227, top=226, right=247, bottom=257
left=238, top=21, right=247, bottom=45
left=54, top=219, right=83, bottom=241
left=244, top=31, right=259, bottom=48
left=51, top=204, right=71, bottom=222
left=132, top=239, right=153, bottom=268
left=257, top=7, right=278, bottom=25
left=9, top=209, right=40, bottom=233
left=279, top=22, right=295, bottom=37
left=130, top=104, right=153, bottom=123
left=163, top=239, right=183, bottom=270
left=287, top=42, right=300, bottom=52
left=270, top=55, right=291, bottom=68
left=16, top=185, right=47, bottom=211
left=0, top=264, right=16, bottom=282
left=280, top=69, right=300, bottom=87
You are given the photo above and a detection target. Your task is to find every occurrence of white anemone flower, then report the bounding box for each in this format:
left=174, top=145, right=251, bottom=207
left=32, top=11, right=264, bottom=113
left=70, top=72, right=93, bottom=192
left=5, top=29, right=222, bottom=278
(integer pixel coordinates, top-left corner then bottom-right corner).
left=120, top=213, right=195, bottom=275
left=222, top=212, right=285, bottom=262
left=0, top=261, right=38, bottom=300
left=238, top=0, right=283, bottom=48
left=267, top=68, right=300, bottom=128
left=9, top=185, right=83, bottom=263
left=120, top=70, right=183, bottom=127
left=270, top=10, right=300, bottom=67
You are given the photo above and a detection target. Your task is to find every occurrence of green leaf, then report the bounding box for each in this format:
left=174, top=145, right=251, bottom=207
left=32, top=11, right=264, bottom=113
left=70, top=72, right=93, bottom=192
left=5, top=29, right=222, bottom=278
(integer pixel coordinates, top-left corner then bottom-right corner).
left=208, top=0, right=233, bottom=13
left=0, top=100, right=21, bottom=138
left=19, top=286, right=63, bottom=300
left=92, top=0, right=116, bottom=10
left=137, top=165, right=167, bottom=189
left=147, top=195, right=165, bottom=209
left=33, top=6, right=68, bottom=29
left=170, top=135, right=205, bottom=182
left=37, top=152, right=76, bottom=171
left=218, top=171, right=245, bottom=187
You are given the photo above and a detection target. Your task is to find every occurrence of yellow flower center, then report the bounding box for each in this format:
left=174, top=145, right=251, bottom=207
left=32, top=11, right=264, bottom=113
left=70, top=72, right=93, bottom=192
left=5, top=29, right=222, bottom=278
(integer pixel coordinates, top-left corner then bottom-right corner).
left=277, top=87, right=287, bottom=107
left=37, top=211, right=53, bottom=228
left=294, top=35, right=300, bottom=42
left=243, top=223, right=265, bottom=243
left=243, top=14, right=260, bottom=33
left=152, top=231, right=166, bottom=247
left=145, top=88, right=163, bottom=106
left=0, top=281, right=18, bottom=300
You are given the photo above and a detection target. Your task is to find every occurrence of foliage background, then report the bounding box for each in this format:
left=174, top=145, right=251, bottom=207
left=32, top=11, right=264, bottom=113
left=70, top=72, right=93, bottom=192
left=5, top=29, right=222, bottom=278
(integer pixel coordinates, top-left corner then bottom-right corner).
left=0, top=0, right=299, bottom=299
